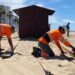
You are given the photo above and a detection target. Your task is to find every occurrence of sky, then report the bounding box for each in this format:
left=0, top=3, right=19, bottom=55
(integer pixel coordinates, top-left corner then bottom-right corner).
left=0, top=0, right=75, bottom=31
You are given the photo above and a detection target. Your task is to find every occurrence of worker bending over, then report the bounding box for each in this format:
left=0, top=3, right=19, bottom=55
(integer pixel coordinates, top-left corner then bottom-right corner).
left=0, top=24, right=15, bottom=56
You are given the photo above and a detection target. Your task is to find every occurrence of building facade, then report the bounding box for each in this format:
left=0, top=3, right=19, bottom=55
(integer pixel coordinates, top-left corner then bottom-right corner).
left=14, top=5, right=55, bottom=39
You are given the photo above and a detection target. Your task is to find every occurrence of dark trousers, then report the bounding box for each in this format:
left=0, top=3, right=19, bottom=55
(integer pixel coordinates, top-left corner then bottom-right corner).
left=38, top=42, right=55, bottom=57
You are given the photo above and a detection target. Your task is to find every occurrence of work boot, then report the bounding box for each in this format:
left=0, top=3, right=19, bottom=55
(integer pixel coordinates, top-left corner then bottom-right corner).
left=4, top=50, right=14, bottom=57
left=0, top=48, right=4, bottom=51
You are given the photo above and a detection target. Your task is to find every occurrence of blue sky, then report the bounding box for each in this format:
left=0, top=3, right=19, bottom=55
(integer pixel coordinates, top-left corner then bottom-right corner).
left=0, top=0, right=75, bottom=31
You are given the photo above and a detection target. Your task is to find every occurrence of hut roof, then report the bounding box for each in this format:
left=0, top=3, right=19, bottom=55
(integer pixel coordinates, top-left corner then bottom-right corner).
left=13, top=5, right=55, bottom=15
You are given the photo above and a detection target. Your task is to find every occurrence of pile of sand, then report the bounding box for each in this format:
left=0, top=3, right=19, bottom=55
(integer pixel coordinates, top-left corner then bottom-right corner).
left=0, top=32, right=75, bottom=75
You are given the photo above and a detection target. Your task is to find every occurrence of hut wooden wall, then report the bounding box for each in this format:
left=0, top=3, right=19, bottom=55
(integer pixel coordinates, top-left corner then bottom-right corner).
left=19, top=7, right=50, bottom=38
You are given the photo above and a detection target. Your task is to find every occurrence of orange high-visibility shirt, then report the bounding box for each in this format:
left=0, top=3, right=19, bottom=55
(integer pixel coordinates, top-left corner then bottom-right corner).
left=48, top=30, right=61, bottom=41
left=39, top=30, right=71, bottom=47
left=38, top=37, right=48, bottom=45
left=0, top=24, right=11, bottom=38
left=48, top=30, right=71, bottom=47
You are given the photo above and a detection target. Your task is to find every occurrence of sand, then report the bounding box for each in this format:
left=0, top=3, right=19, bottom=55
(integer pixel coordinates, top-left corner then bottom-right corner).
left=0, top=32, right=75, bottom=75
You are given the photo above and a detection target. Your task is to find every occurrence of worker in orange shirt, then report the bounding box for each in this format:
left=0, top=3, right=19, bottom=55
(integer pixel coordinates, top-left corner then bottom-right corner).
left=0, top=24, right=15, bottom=56
left=38, top=26, right=75, bottom=57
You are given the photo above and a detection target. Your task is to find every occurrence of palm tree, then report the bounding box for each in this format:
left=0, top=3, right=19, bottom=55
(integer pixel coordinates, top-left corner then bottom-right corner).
left=0, top=5, right=6, bottom=23
left=0, top=5, right=5, bottom=14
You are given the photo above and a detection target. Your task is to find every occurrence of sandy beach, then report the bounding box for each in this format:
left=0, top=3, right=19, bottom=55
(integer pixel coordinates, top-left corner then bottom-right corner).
left=0, top=32, right=75, bottom=75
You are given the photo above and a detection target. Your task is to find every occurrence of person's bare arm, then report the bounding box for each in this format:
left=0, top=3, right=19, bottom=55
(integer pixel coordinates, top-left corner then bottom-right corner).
left=59, top=36, right=75, bottom=52
left=0, top=36, right=2, bottom=49
left=7, top=38, right=14, bottom=51
left=54, top=40, right=65, bottom=55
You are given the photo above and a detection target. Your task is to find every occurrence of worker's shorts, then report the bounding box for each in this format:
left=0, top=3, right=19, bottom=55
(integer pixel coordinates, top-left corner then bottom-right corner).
left=38, top=42, right=55, bottom=57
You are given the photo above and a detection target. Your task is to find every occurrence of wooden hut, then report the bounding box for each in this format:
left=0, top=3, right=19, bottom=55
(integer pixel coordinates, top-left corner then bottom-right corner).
left=13, top=5, right=55, bottom=39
